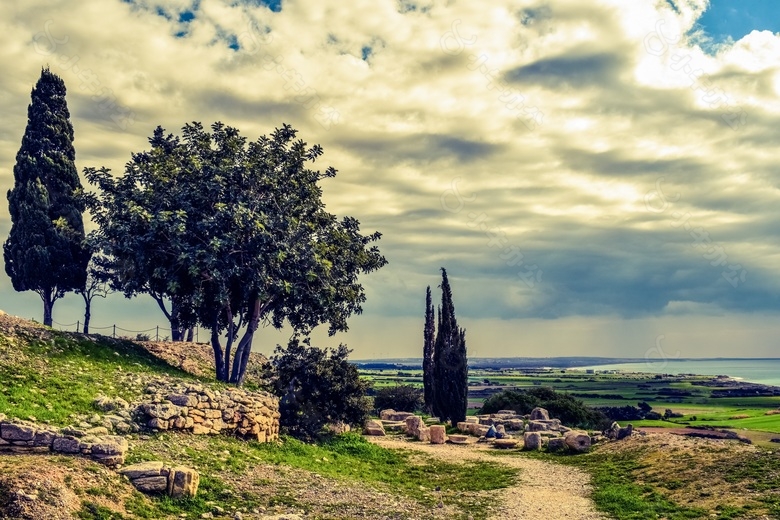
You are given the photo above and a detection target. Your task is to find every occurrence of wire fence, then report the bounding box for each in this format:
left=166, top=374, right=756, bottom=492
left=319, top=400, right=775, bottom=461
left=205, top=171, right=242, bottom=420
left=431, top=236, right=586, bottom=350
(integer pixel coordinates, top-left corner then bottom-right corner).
left=50, top=319, right=199, bottom=342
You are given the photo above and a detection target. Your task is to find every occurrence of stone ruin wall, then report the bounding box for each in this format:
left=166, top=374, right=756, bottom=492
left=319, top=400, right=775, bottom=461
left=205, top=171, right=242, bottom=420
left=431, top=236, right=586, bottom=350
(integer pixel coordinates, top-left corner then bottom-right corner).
left=134, top=382, right=280, bottom=442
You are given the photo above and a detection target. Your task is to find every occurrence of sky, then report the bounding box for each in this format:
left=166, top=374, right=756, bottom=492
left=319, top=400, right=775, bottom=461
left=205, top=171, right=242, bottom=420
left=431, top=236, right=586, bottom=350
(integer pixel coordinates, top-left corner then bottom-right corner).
left=2, top=0, right=780, bottom=360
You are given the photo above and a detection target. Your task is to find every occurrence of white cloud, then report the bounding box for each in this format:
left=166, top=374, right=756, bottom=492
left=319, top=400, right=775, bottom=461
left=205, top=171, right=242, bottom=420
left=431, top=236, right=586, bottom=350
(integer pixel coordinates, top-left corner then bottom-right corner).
left=2, top=0, right=780, bottom=358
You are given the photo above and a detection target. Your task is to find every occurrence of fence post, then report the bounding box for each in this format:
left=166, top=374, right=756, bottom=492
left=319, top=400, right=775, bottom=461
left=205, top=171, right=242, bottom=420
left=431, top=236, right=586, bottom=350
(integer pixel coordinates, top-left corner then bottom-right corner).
left=76, top=321, right=80, bottom=333
left=113, top=324, right=116, bottom=338
left=156, top=326, right=159, bottom=342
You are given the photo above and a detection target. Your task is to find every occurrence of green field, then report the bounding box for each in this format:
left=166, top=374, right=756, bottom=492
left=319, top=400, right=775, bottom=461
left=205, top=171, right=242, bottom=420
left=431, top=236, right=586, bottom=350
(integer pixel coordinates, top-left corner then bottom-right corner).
left=361, top=368, right=780, bottom=436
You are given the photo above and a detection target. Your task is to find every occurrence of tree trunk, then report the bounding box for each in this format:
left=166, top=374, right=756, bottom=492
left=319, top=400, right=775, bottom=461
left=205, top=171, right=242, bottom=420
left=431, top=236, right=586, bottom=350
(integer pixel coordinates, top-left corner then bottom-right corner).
left=235, top=334, right=254, bottom=387
left=210, top=324, right=227, bottom=382
left=81, top=291, right=91, bottom=334
left=170, top=299, right=184, bottom=341
left=230, top=297, right=263, bottom=385
left=185, top=327, right=194, bottom=342
left=42, top=290, right=54, bottom=327
left=83, top=303, right=91, bottom=334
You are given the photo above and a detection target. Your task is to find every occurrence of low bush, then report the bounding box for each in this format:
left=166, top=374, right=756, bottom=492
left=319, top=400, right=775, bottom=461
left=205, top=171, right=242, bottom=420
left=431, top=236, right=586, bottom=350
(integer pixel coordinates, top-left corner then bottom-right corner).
left=262, top=338, right=372, bottom=441
left=372, top=384, right=424, bottom=413
left=479, top=387, right=610, bottom=429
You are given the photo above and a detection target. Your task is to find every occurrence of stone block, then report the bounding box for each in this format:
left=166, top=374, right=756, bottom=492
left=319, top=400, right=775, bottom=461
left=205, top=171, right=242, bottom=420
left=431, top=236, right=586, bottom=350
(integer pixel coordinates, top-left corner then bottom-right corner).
left=132, top=476, right=168, bottom=493
left=523, top=432, right=542, bottom=451
left=429, top=425, right=446, bottom=444
left=529, top=407, right=550, bottom=421
left=52, top=436, right=81, bottom=454
left=564, top=431, right=591, bottom=453
left=1, top=423, right=35, bottom=442
left=119, top=461, right=165, bottom=479
left=168, top=466, right=199, bottom=498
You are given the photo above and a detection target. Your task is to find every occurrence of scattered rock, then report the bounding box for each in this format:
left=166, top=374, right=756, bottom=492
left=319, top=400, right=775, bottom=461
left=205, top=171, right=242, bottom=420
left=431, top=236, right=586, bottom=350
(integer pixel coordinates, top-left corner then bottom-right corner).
left=564, top=431, right=591, bottom=453
left=168, top=466, right=200, bottom=498
left=617, top=424, right=634, bottom=440
left=363, top=419, right=386, bottom=436
left=547, top=437, right=566, bottom=452
left=493, top=438, right=519, bottom=449
left=523, top=432, right=543, bottom=451
left=529, top=407, right=550, bottom=421
left=448, top=434, right=470, bottom=444
left=429, top=425, right=446, bottom=444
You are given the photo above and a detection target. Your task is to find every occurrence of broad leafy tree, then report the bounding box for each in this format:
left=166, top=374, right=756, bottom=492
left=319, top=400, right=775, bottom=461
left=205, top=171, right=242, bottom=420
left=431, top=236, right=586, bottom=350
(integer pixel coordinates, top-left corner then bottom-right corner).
left=86, top=122, right=387, bottom=384
left=432, top=268, right=468, bottom=424
left=3, top=68, right=89, bottom=326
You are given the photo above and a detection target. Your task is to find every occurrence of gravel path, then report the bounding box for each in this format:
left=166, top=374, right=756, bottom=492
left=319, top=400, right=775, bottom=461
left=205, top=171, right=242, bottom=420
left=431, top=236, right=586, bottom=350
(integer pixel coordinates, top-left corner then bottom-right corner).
left=369, top=437, right=607, bottom=520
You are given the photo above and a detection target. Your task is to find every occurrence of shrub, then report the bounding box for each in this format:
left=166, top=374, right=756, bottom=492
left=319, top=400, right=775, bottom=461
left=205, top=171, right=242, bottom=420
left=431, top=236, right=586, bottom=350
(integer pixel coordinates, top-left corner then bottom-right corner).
left=262, top=338, right=372, bottom=441
left=373, top=384, right=424, bottom=413
left=479, top=387, right=609, bottom=429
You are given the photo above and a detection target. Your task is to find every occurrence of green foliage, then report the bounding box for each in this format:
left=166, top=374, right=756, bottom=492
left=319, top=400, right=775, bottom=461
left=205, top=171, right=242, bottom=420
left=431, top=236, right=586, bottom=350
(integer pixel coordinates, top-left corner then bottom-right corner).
left=422, top=285, right=435, bottom=415
left=3, top=68, right=89, bottom=326
left=262, top=338, right=371, bottom=440
left=480, top=387, right=610, bottom=429
left=86, top=122, right=386, bottom=384
left=432, top=268, right=467, bottom=424
left=373, top=383, right=424, bottom=413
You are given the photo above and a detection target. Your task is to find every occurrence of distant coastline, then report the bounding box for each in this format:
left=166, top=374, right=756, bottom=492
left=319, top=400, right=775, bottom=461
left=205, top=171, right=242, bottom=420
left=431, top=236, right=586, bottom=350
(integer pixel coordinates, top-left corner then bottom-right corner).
left=354, top=357, right=780, bottom=387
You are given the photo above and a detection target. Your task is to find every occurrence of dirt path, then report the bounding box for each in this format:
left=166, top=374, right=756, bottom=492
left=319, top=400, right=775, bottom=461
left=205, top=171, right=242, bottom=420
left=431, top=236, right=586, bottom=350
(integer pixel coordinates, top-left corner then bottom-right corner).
left=369, top=436, right=607, bottom=520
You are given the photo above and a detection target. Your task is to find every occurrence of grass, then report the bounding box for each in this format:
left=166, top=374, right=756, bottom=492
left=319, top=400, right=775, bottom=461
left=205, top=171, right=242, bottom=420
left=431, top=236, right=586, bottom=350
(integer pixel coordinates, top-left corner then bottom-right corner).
left=362, top=369, right=780, bottom=437
left=0, top=327, right=197, bottom=425
left=125, top=432, right=518, bottom=519
left=520, top=438, right=780, bottom=519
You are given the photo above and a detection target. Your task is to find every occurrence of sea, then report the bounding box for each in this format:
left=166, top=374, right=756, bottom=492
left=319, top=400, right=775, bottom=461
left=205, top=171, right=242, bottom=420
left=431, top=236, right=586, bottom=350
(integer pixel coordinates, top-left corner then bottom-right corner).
left=575, top=359, right=780, bottom=387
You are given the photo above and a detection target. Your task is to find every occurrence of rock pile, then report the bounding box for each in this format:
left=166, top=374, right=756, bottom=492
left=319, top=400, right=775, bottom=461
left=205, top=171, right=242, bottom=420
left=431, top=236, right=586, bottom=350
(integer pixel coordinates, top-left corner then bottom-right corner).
left=456, top=407, right=603, bottom=453
left=133, top=381, right=280, bottom=442
left=365, top=411, right=450, bottom=444
left=118, top=461, right=199, bottom=498
left=0, top=414, right=128, bottom=466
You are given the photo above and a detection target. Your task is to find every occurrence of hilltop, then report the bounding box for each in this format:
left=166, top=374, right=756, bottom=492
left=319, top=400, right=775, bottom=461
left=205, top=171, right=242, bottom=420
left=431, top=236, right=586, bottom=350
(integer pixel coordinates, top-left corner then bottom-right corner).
left=2, top=311, right=780, bottom=519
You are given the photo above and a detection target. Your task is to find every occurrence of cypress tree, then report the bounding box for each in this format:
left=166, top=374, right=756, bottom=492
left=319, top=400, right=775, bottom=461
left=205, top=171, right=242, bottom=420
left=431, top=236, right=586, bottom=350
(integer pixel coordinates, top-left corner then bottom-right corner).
left=422, top=285, right=436, bottom=415
left=432, top=268, right=468, bottom=424
left=3, top=68, right=89, bottom=326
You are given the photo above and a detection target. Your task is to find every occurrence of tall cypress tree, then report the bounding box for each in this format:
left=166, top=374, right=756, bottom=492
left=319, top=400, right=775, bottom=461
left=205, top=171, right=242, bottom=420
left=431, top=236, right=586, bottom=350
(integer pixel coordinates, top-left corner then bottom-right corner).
left=422, top=285, right=436, bottom=415
left=3, top=68, right=89, bottom=326
left=432, top=268, right=468, bottom=424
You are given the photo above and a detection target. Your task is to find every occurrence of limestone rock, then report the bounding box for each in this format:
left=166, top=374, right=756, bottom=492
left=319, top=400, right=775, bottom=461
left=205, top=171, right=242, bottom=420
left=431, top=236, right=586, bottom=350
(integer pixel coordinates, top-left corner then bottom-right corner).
left=448, top=434, right=469, bottom=444
left=547, top=437, right=566, bottom=452
left=167, top=393, right=198, bottom=407
left=1, top=423, right=35, bottom=442
left=617, top=424, right=634, bottom=440
left=404, top=416, right=425, bottom=437
left=168, top=466, right=200, bottom=498
left=529, top=407, right=550, bottom=421
left=93, top=395, right=129, bottom=412
left=493, top=438, right=519, bottom=449
left=133, top=476, right=169, bottom=493
left=527, top=421, right=549, bottom=432
left=52, top=436, right=81, bottom=454
left=429, top=425, right=447, bottom=444
left=523, top=432, right=542, bottom=451
left=119, top=461, right=166, bottom=480
left=380, top=409, right=415, bottom=422
left=363, top=419, right=385, bottom=436
left=564, top=431, right=591, bottom=453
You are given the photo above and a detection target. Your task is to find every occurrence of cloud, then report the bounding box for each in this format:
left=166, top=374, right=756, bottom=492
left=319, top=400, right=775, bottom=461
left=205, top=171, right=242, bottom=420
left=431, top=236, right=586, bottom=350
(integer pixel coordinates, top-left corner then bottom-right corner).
left=2, top=0, right=780, bottom=358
